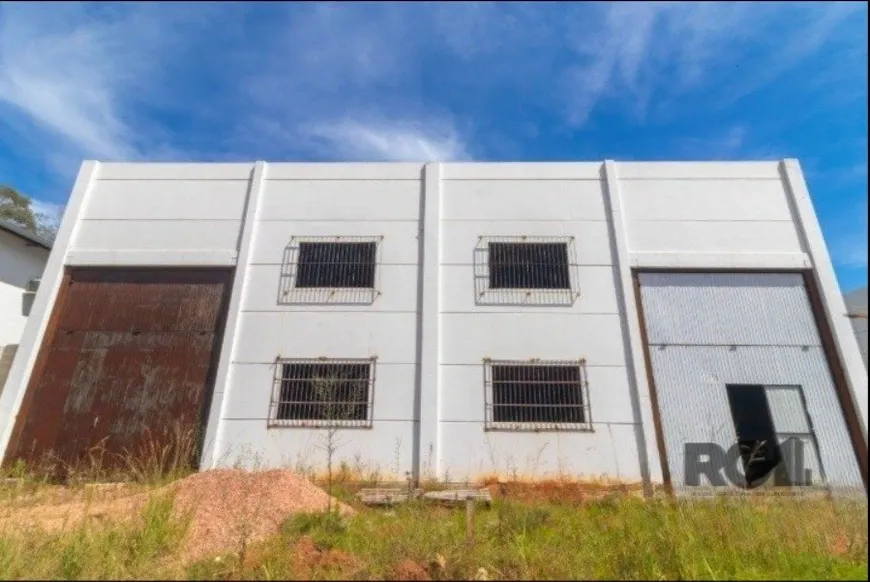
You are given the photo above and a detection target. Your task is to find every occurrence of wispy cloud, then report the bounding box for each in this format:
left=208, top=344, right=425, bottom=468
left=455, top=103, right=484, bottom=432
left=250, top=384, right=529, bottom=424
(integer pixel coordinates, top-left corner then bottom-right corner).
left=0, top=2, right=232, bottom=162
left=0, top=4, right=147, bottom=159
left=232, top=4, right=470, bottom=162
left=555, top=2, right=865, bottom=126
left=242, top=114, right=471, bottom=163
left=559, top=2, right=666, bottom=126
left=0, top=2, right=864, bottom=169
left=716, top=2, right=867, bottom=106
left=675, top=126, right=748, bottom=160
left=0, top=2, right=864, bottom=288
left=300, top=119, right=470, bottom=162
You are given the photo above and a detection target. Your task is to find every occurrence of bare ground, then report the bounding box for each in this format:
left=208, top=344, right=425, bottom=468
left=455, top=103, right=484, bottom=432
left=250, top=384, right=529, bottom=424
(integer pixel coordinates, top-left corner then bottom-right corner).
left=0, top=469, right=353, bottom=564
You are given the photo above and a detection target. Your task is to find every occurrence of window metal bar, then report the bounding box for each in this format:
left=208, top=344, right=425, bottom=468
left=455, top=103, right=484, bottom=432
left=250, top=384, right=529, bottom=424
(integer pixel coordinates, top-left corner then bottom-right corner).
left=279, top=236, right=383, bottom=305
left=474, top=236, right=581, bottom=306
left=483, top=359, right=592, bottom=432
left=269, top=357, right=377, bottom=428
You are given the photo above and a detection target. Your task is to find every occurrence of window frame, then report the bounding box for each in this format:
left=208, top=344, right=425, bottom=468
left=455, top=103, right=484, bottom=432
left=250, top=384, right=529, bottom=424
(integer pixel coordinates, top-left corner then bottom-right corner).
left=269, top=357, right=377, bottom=429
left=483, top=358, right=593, bottom=432
left=474, top=235, right=581, bottom=306
left=279, top=235, right=383, bottom=305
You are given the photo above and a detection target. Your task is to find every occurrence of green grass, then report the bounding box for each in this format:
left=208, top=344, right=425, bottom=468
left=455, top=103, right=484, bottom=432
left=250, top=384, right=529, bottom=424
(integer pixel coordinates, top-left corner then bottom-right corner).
left=215, top=496, right=866, bottom=581
left=0, top=477, right=866, bottom=581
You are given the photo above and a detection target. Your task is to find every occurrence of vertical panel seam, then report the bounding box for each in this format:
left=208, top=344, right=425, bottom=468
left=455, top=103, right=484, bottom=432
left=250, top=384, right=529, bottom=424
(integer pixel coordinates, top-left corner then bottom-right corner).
left=416, top=163, right=441, bottom=482
left=200, top=161, right=268, bottom=468
left=602, top=160, right=660, bottom=496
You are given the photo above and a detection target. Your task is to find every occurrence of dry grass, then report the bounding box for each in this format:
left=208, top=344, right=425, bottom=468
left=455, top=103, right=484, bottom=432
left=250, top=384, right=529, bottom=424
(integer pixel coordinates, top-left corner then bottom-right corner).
left=0, top=465, right=865, bottom=580
left=5, top=422, right=203, bottom=487
left=0, top=469, right=353, bottom=568
left=0, top=431, right=866, bottom=580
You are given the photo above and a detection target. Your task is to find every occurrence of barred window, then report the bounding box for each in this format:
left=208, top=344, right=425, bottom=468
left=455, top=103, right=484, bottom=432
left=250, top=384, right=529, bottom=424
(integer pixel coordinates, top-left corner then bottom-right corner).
left=484, top=359, right=592, bottom=431
left=474, top=236, right=580, bottom=306
left=297, top=242, right=376, bottom=288
left=489, top=242, right=570, bottom=289
left=270, top=358, right=376, bottom=428
left=280, top=236, right=382, bottom=304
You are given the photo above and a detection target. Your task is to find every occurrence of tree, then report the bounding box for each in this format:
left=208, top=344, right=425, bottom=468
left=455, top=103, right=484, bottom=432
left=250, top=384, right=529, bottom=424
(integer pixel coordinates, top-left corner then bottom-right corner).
left=34, top=204, right=64, bottom=243
left=0, top=185, right=63, bottom=243
left=0, top=185, right=38, bottom=232
left=311, top=368, right=366, bottom=514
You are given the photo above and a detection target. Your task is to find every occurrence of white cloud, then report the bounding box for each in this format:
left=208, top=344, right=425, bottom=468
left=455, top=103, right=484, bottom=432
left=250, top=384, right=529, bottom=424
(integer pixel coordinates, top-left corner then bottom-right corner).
left=0, top=4, right=144, bottom=159
left=0, top=2, right=231, bottom=162
left=559, top=2, right=665, bottom=125
left=717, top=2, right=866, bottom=105
left=300, top=119, right=470, bottom=162
left=0, top=1, right=863, bottom=174
left=0, top=2, right=864, bottom=284
left=533, top=2, right=863, bottom=127
left=675, top=126, right=748, bottom=160
left=229, top=4, right=479, bottom=163
left=243, top=115, right=471, bottom=163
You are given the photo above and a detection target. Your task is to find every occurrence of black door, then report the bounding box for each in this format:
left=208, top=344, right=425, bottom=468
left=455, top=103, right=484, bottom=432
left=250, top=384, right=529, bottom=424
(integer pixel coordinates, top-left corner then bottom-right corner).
left=726, top=384, right=783, bottom=488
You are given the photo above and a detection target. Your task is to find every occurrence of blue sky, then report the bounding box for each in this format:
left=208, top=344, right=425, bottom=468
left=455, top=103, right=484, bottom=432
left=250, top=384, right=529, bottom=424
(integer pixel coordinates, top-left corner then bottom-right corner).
left=0, top=2, right=866, bottom=291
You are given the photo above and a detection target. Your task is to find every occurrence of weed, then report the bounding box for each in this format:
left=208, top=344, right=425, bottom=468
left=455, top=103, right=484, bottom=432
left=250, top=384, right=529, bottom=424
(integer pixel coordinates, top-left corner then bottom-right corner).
left=283, top=510, right=347, bottom=549
left=0, top=468, right=866, bottom=581
left=0, top=488, right=190, bottom=580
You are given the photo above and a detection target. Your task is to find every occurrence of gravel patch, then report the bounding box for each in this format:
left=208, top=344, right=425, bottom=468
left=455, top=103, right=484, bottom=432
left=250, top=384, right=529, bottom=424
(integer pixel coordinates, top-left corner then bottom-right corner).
left=169, top=469, right=353, bottom=562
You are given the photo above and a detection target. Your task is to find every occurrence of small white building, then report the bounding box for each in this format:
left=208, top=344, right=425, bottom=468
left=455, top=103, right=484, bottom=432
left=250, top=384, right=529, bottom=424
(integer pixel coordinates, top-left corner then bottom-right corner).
left=0, top=160, right=866, bottom=496
left=0, top=219, right=50, bottom=394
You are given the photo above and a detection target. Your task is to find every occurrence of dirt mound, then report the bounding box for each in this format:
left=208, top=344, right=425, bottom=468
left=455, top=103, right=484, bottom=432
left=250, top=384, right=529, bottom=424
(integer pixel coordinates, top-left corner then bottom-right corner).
left=0, top=469, right=352, bottom=564
left=168, top=469, right=353, bottom=562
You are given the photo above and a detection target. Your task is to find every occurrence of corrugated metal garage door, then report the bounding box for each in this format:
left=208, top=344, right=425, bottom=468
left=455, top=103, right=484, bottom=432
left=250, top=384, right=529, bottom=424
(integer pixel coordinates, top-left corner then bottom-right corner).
left=5, top=268, right=232, bottom=474
left=637, top=272, right=864, bottom=494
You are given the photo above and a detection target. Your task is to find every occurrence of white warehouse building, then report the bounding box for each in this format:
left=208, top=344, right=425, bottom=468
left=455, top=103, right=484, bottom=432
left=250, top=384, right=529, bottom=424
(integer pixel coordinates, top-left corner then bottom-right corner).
left=0, top=160, right=866, bottom=496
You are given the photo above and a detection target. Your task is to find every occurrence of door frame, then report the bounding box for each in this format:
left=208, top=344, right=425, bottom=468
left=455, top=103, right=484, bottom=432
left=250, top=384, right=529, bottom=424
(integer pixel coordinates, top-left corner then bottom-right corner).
left=631, top=268, right=868, bottom=495
left=3, top=266, right=235, bottom=470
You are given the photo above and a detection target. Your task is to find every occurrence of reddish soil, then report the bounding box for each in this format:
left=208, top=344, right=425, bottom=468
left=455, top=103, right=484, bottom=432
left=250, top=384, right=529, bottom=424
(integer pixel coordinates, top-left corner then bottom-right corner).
left=479, top=477, right=645, bottom=504
left=0, top=469, right=353, bottom=564
left=391, top=559, right=432, bottom=581
left=290, top=536, right=362, bottom=576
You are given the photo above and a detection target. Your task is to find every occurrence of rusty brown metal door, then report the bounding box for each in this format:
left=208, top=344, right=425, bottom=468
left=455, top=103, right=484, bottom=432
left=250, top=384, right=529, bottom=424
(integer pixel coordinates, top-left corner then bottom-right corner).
left=6, top=268, right=233, bottom=474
